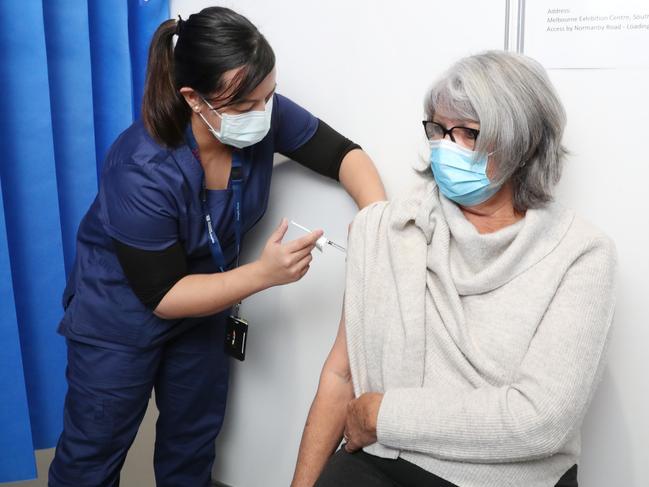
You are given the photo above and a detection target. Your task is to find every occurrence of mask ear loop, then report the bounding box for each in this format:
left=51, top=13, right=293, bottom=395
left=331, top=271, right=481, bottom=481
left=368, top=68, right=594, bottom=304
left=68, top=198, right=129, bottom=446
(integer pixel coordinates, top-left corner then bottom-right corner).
left=196, top=96, right=223, bottom=139
left=484, top=149, right=512, bottom=191
left=200, top=96, right=223, bottom=119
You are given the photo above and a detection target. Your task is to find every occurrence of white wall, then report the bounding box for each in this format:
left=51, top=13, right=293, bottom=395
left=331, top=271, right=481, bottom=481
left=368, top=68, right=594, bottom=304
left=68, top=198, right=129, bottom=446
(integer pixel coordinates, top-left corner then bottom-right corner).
left=170, top=2, right=648, bottom=486
left=550, top=67, right=649, bottom=486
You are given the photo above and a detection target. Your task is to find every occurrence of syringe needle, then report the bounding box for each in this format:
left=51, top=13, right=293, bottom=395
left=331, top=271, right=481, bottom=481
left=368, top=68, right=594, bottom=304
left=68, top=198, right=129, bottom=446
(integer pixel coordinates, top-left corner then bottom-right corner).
left=327, top=240, right=347, bottom=253
left=290, top=220, right=346, bottom=253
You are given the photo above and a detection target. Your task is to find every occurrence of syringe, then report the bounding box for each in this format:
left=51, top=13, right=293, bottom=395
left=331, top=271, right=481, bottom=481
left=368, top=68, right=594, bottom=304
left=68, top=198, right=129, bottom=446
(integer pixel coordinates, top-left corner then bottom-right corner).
left=289, top=220, right=346, bottom=254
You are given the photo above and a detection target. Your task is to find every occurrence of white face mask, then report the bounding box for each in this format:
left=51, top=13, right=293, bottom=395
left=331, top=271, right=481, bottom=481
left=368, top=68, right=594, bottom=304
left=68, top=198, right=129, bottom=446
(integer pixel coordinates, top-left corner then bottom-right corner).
left=198, top=95, right=273, bottom=149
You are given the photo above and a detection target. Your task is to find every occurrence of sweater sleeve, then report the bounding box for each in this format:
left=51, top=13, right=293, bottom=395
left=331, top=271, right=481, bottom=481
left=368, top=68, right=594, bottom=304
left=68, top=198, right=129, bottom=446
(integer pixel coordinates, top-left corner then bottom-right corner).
left=344, top=201, right=391, bottom=398
left=375, top=235, right=617, bottom=463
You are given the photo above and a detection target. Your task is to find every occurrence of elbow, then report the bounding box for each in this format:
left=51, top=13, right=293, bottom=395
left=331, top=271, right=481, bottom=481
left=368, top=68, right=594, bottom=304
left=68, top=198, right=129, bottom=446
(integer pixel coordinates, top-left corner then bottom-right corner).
left=153, top=308, right=172, bottom=320
left=514, top=411, right=575, bottom=458
left=153, top=297, right=180, bottom=320
left=153, top=302, right=194, bottom=320
left=152, top=286, right=183, bottom=320
left=329, top=362, right=352, bottom=385
left=319, top=365, right=352, bottom=389
left=316, top=366, right=353, bottom=403
left=505, top=387, right=579, bottom=459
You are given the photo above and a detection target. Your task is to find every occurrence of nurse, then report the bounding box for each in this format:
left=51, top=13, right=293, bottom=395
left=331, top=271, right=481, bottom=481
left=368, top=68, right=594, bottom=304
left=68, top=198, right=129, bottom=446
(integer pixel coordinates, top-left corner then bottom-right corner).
left=49, top=6, right=385, bottom=487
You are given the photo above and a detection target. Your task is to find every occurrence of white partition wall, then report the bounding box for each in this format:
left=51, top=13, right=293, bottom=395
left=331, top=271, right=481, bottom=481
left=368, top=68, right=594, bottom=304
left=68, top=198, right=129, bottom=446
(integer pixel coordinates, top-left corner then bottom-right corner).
left=549, top=67, right=649, bottom=486
left=170, top=2, right=648, bottom=486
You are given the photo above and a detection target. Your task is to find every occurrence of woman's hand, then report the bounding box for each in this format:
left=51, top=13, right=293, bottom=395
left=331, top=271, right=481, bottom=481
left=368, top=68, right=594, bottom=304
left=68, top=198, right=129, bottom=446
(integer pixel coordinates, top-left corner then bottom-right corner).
left=257, top=218, right=323, bottom=287
left=343, top=392, right=384, bottom=453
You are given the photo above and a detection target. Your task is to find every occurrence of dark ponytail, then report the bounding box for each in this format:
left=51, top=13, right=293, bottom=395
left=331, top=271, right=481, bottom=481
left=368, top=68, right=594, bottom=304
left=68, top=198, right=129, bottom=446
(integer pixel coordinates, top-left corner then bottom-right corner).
left=142, top=8, right=276, bottom=147
left=142, top=19, right=188, bottom=147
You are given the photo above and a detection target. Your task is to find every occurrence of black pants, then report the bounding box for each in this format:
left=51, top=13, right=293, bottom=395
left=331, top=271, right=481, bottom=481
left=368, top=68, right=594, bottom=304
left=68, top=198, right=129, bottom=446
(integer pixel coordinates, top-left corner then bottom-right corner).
left=315, top=447, right=579, bottom=487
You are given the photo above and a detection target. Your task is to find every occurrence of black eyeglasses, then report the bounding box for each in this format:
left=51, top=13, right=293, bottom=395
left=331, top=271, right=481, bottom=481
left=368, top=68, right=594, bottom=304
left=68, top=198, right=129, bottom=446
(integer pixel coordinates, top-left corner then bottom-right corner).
left=422, top=121, right=480, bottom=150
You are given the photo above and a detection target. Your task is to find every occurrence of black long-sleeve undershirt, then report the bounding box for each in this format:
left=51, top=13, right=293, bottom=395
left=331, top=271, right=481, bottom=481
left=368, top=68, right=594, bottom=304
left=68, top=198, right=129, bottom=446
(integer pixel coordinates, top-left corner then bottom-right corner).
left=114, top=119, right=361, bottom=309
left=282, top=118, right=361, bottom=180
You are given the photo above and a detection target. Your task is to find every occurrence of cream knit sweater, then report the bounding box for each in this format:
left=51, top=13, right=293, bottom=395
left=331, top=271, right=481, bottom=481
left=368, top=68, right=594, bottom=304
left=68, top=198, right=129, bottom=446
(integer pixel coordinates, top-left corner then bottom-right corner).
left=344, top=178, right=617, bottom=487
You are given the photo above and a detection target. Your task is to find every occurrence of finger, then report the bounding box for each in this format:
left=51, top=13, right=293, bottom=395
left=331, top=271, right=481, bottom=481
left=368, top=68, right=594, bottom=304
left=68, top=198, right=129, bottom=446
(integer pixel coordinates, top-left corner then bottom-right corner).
left=342, top=429, right=350, bottom=443
left=294, top=253, right=313, bottom=273
left=342, top=417, right=355, bottom=449
left=289, top=245, right=315, bottom=265
left=291, top=256, right=313, bottom=281
left=297, top=264, right=310, bottom=280
left=343, top=436, right=352, bottom=452
left=270, top=218, right=289, bottom=243
left=286, top=230, right=323, bottom=253
left=285, top=230, right=324, bottom=253
left=345, top=439, right=361, bottom=453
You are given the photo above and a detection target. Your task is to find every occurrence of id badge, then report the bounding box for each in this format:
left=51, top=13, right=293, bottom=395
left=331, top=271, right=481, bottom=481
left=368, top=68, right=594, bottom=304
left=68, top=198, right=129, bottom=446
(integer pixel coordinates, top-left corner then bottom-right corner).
left=225, top=314, right=248, bottom=361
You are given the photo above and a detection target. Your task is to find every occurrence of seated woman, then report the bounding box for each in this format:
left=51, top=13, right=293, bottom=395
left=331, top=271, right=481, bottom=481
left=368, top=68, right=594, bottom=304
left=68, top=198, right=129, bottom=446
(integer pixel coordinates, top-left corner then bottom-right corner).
left=290, top=51, right=617, bottom=487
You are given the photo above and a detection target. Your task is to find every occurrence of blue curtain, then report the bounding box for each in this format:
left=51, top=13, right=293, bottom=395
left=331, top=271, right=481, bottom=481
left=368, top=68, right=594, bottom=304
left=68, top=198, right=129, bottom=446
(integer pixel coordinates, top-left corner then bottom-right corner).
left=0, top=0, right=169, bottom=482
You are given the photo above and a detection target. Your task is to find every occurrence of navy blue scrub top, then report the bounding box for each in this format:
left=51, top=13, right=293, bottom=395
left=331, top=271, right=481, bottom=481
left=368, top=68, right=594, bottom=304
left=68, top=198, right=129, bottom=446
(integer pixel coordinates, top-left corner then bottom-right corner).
left=58, top=94, right=318, bottom=350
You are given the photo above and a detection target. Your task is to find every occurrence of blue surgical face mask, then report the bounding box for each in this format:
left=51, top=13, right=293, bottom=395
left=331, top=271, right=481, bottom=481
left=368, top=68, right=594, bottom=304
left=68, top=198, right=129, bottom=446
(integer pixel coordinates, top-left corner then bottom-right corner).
left=429, top=139, right=500, bottom=206
left=198, top=96, right=273, bottom=149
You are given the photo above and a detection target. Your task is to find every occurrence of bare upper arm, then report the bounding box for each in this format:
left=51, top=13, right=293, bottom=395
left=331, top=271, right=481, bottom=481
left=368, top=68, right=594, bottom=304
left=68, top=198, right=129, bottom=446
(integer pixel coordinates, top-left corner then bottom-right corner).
left=320, top=310, right=352, bottom=385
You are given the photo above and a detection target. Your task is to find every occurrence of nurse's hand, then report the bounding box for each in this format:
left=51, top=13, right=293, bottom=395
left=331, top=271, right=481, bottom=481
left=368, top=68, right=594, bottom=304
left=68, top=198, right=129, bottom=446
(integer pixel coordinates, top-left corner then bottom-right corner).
left=258, top=218, right=323, bottom=287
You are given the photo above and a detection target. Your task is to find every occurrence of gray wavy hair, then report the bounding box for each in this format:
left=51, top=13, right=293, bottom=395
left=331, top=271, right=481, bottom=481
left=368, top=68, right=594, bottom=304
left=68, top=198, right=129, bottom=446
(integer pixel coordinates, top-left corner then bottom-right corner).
left=425, top=50, right=568, bottom=212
